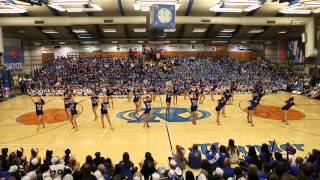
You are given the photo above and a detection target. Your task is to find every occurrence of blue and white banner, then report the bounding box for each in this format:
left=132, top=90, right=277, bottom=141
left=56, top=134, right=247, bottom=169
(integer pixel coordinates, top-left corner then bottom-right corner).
left=4, top=38, right=24, bottom=70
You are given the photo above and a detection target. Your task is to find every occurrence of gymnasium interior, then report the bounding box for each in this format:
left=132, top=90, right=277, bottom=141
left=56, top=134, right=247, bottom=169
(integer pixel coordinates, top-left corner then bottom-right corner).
left=0, top=0, right=320, bottom=179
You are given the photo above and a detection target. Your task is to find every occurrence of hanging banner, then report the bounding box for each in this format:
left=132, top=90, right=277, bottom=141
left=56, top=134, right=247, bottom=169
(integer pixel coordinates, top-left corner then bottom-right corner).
left=3, top=38, right=24, bottom=70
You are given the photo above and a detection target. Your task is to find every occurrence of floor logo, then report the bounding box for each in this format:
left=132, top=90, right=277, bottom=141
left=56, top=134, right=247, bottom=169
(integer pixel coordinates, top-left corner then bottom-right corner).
left=117, top=107, right=211, bottom=123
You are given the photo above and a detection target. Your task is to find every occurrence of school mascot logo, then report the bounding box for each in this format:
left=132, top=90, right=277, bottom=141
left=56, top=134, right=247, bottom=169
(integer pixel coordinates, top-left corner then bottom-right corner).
left=117, top=107, right=211, bottom=123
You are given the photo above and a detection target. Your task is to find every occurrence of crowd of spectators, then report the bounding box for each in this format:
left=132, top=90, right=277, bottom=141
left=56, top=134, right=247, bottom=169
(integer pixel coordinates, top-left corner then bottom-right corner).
left=0, top=139, right=319, bottom=180
left=25, top=56, right=309, bottom=96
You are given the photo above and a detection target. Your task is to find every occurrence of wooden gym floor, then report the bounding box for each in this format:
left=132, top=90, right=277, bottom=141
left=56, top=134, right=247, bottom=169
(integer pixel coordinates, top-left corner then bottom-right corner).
left=0, top=93, right=319, bottom=166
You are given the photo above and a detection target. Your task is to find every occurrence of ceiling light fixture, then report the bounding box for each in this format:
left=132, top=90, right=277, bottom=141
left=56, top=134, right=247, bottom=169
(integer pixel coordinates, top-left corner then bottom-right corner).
left=78, top=34, right=93, bottom=38
left=42, top=29, right=58, bottom=34
left=48, top=0, right=102, bottom=12
left=81, top=41, right=99, bottom=44
left=111, top=41, right=118, bottom=44
left=220, top=29, right=236, bottom=33
left=164, top=28, right=176, bottom=32
left=103, top=28, right=117, bottom=33
left=133, top=28, right=147, bottom=32
left=278, top=30, right=287, bottom=34
left=0, top=1, right=27, bottom=14
left=210, top=0, right=262, bottom=13
left=192, top=28, right=207, bottom=33
left=216, top=35, right=232, bottom=38
left=279, top=1, right=320, bottom=14
left=211, top=40, right=228, bottom=43
left=248, top=29, right=264, bottom=33
left=72, top=29, right=87, bottom=33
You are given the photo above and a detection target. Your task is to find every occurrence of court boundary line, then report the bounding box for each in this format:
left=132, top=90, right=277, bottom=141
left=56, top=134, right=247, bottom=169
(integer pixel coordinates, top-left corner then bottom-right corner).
left=165, top=123, right=173, bottom=155
left=0, top=122, right=69, bottom=144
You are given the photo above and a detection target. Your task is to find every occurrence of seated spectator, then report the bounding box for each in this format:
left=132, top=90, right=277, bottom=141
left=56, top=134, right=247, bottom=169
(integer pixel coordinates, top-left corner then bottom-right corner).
left=234, top=166, right=246, bottom=180
left=94, top=164, right=107, bottom=180
left=93, top=152, right=105, bottom=170
left=270, top=152, right=285, bottom=168
left=283, top=147, right=297, bottom=165
left=0, top=148, right=9, bottom=171
left=223, top=158, right=235, bottom=179
left=43, top=149, right=53, bottom=166
left=7, top=165, right=21, bottom=180
left=69, top=156, right=80, bottom=172
left=15, top=147, right=27, bottom=168
left=173, top=145, right=187, bottom=171
left=274, top=162, right=289, bottom=179
left=226, top=139, right=239, bottom=164
left=35, top=164, right=50, bottom=179
left=258, top=163, right=272, bottom=180
left=81, top=163, right=96, bottom=180
left=29, top=147, right=41, bottom=168
left=28, top=157, right=40, bottom=173
left=118, top=152, right=137, bottom=179
left=104, top=157, right=114, bottom=179
left=259, top=143, right=272, bottom=165
left=247, top=164, right=259, bottom=180
left=140, top=152, right=156, bottom=180
left=298, top=162, right=318, bottom=179
left=188, top=144, right=202, bottom=169
left=245, top=146, right=260, bottom=167
left=217, top=145, right=228, bottom=168
left=80, top=155, right=94, bottom=172
left=50, top=156, right=70, bottom=179
left=205, top=144, right=219, bottom=169
left=62, top=148, right=71, bottom=167
left=289, top=156, right=303, bottom=176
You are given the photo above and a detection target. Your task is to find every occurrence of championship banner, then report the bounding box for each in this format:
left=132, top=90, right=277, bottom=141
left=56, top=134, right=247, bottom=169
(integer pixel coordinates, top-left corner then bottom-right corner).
left=3, top=38, right=24, bottom=70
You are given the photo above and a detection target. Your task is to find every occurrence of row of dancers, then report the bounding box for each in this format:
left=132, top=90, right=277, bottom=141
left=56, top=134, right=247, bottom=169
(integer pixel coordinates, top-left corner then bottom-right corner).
left=29, top=83, right=296, bottom=131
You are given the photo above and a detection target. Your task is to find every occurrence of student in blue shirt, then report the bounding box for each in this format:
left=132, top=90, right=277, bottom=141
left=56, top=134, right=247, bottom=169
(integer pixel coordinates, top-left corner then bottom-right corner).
left=259, top=143, right=272, bottom=165
left=282, top=97, right=295, bottom=125
left=223, top=158, right=235, bottom=179
left=245, top=146, right=260, bottom=167
left=258, top=163, right=272, bottom=180
left=188, top=144, right=202, bottom=169
left=205, top=144, right=220, bottom=169
left=217, top=145, right=228, bottom=168
left=118, top=152, right=136, bottom=179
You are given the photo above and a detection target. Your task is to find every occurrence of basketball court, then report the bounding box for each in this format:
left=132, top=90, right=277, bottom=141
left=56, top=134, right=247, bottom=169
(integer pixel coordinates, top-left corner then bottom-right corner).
left=0, top=93, right=319, bottom=165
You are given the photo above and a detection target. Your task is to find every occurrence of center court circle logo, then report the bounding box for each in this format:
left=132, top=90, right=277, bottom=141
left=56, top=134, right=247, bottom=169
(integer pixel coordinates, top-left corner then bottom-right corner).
left=116, top=107, right=211, bottom=123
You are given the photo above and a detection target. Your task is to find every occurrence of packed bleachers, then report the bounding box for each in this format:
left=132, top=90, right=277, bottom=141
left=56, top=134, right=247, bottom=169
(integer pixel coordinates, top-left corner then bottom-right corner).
left=0, top=139, right=319, bottom=180
left=26, top=56, right=306, bottom=96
